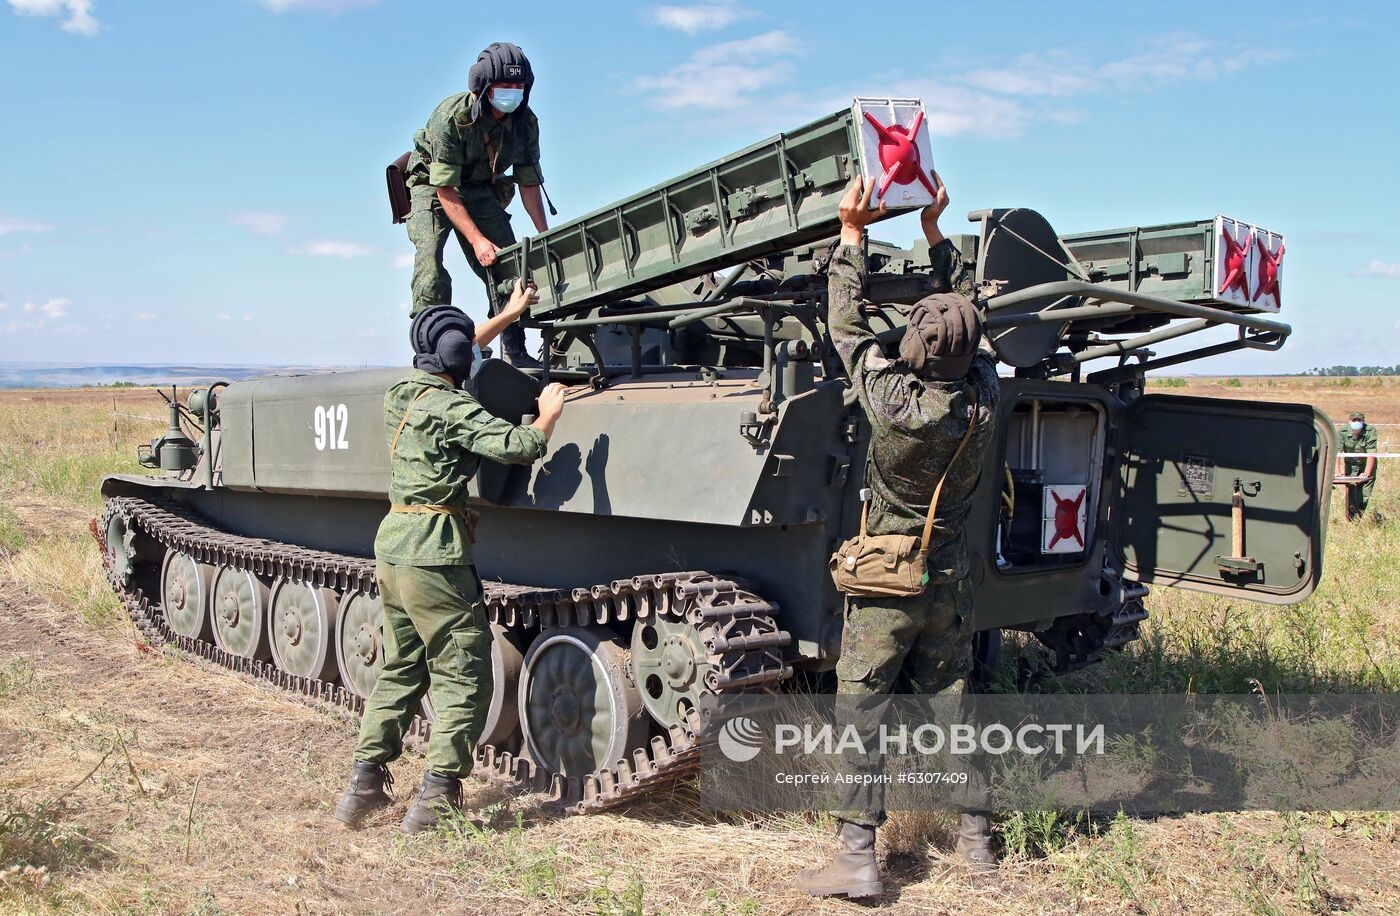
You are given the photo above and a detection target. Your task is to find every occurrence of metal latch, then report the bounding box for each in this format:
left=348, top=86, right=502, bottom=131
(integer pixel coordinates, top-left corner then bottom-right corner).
left=739, top=411, right=770, bottom=447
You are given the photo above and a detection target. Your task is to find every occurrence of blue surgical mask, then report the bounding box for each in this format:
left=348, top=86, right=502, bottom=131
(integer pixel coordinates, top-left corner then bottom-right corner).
left=1351, top=421, right=1365, bottom=432
left=490, top=87, right=524, bottom=114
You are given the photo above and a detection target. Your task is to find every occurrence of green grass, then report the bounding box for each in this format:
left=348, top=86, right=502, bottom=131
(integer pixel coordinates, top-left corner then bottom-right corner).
left=0, top=395, right=157, bottom=511
left=0, top=505, right=22, bottom=552
left=4, top=537, right=123, bottom=629
left=1013, top=487, right=1400, bottom=696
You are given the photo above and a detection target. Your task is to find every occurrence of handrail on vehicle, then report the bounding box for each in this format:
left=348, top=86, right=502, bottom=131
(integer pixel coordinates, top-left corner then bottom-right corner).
left=983, top=280, right=1293, bottom=340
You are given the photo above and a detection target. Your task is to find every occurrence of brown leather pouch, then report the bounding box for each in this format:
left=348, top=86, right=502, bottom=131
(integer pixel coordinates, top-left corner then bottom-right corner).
left=386, top=151, right=412, bottom=224
left=491, top=177, right=517, bottom=210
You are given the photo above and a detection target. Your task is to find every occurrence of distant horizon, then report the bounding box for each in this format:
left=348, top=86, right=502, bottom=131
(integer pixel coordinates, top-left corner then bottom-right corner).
left=4, top=360, right=1399, bottom=392
left=0, top=360, right=383, bottom=369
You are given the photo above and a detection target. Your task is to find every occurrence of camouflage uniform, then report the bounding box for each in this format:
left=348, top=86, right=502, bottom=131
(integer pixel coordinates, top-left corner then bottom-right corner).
left=826, top=240, right=1000, bottom=827
left=355, top=369, right=547, bottom=777
left=405, top=92, right=543, bottom=317
left=1340, top=421, right=1379, bottom=520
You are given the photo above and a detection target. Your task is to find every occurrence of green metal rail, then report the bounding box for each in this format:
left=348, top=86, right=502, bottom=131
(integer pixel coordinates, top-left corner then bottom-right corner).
left=486, top=107, right=862, bottom=317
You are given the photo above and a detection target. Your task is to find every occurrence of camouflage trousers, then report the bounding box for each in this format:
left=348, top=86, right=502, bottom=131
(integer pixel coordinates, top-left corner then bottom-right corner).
left=405, top=185, right=524, bottom=353
left=1344, top=478, right=1375, bottom=520
left=834, top=578, right=977, bottom=828
left=354, top=561, right=493, bottom=777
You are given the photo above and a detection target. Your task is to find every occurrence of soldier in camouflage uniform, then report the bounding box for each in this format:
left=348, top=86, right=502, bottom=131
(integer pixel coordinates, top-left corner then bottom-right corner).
left=1337, top=410, right=1379, bottom=520
left=334, top=282, right=569, bottom=834
left=796, top=175, right=1001, bottom=898
left=406, top=42, right=550, bottom=368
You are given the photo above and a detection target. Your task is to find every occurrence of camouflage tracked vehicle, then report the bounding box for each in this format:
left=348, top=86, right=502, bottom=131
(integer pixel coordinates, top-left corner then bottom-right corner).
left=99, top=103, right=1333, bottom=813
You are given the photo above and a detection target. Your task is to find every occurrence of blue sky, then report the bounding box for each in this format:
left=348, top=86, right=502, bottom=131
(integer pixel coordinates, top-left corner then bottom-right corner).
left=1, top=0, right=1396, bottom=373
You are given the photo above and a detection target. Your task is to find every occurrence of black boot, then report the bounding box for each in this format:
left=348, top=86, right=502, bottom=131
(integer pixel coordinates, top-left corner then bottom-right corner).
left=400, top=771, right=463, bottom=835
left=333, top=761, right=393, bottom=829
left=501, top=324, right=542, bottom=370
left=796, top=820, right=884, bottom=899
left=501, top=324, right=543, bottom=372
left=956, top=812, right=999, bottom=870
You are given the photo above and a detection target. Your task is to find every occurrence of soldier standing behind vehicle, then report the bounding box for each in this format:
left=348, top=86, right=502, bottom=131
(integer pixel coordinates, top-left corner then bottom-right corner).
left=1337, top=410, right=1379, bottom=520
left=796, top=175, right=1001, bottom=899
left=334, top=282, right=568, bottom=834
left=404, top=41, right=552, bottom=368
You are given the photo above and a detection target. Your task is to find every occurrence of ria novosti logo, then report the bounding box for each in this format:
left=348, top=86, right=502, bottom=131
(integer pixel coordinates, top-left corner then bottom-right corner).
left=714, top=714, right=1106, bottom=760
left=717, top=716, right=764, bottom=762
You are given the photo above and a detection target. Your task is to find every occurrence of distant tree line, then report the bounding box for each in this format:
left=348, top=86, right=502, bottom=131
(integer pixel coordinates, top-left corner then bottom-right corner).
left=1304, top=366, right=1400, bottom=377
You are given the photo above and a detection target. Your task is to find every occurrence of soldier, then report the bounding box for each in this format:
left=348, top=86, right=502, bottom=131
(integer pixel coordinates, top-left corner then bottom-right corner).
left=334, top=281, right=568, bottom=834
left=1337, top=410, right=1379, bottom=520
left=405, top=41, right=551, bottom=368
left=796, top=175, right=1001, bottom=898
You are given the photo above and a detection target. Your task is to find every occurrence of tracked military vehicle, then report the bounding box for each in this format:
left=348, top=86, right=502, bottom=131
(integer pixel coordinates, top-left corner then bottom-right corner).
left=98, top=102, right=1333, bottom=813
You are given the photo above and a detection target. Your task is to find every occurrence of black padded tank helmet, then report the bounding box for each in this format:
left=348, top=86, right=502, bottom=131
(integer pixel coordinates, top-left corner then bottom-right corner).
left=467, top=41, right=534, bottom=122
left=410, top=305, right=476, bottom=385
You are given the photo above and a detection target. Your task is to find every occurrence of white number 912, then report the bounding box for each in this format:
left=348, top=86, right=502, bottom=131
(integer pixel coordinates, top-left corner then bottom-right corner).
left=313, top=404, right=349, bottom=451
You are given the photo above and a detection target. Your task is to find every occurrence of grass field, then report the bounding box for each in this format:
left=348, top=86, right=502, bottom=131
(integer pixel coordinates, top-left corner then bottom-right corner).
left=1, top=382, right=1397, bottom=914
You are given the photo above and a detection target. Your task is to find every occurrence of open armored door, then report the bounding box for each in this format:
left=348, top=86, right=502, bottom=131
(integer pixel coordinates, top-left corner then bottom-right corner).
left=1111, top=395, right=1334, bottom=604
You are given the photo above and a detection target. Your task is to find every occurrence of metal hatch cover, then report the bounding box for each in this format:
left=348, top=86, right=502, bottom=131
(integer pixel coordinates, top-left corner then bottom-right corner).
left=1111, top=395, right=1334, bottom=604
left=974, top=208, right=1085, bottom=367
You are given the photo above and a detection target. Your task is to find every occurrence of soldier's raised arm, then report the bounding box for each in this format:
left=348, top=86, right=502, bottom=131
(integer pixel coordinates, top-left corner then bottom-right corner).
left=825, top=177, right=888, bottom=396
left=919, top=171, right=975, bottom=300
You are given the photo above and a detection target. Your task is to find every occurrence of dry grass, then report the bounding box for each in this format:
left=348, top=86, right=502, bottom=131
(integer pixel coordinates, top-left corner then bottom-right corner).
left=1150, top=375, right=1400, bottom=426
left=1, top=384, right=1398, bottom=914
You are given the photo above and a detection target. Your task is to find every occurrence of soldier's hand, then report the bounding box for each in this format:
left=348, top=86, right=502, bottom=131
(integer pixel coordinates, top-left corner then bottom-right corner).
left=537, top=382, right=568, bottom=421
left=506, top=277, right=539, bottom=317
left=838, top=176, right=888, bottom=240
left=473, top=236, right=501, bottom=267
left=920, top=170, right=950, bottom=233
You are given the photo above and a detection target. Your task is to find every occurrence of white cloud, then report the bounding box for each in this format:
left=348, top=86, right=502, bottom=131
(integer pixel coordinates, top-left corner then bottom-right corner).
left=919, top=87, right=1036, bottom=140
left=243, top=314, right=252, bottom=321
left=259, top=0, right=378, bottom=12
left=230, top=211, right=291, bottom=236
left=635, top=30, right=801, bottom=110
left=1, top=297, right=69, bottom=335
left=7, top=0, right=99, bottom=35
left=962, top=51, right=1097, bottom=97
left=1356, top=260, right=1400, bottom=279
left=288, top=240, right=373, bottom=259
left=391, top=252, right=414, bottom=269
left=217, top=313, right=232, bottom=321
left=959, top=33, right=1285, bottom=103
left=643, top=30, right=1283, bottom=139
left=134, top=311, right=156, bottom=321
left=646, top=2, right=750, bottom=33
left=883, top=32, right=1283, bottom=140
left=0, top=216, right=55, bottom=236
left=355, top=328, right=379, bottom=338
